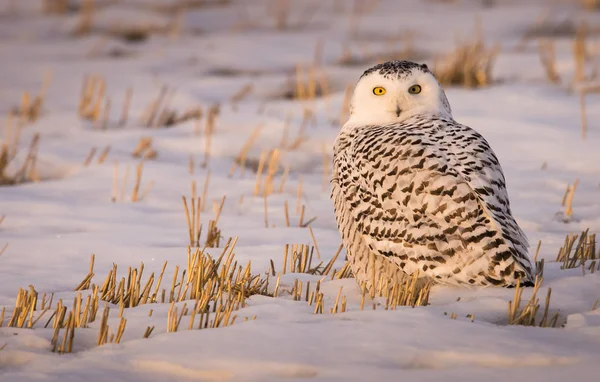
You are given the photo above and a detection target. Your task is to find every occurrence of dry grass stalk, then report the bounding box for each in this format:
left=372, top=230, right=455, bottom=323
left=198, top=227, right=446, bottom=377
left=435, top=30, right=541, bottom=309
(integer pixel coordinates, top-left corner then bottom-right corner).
left=1, top=145, right=10, bottom=185
left=119, top=87, right=132, bottom=127
left=96, top=305, right=111, bottom=346
left=507, top=276, right=559, bottom=327
left=285, top=109, right=313, bottom=150
left=13, top=71, right=50, bottom=125
left=588, top=258, right=600, bottom=273
left=158, top=105, right=203, bottom=128
left=99, top=99, right=111, bottom=130
left=579, top=90, right=588, bottom=139
left=97, top=146, right=110, bottom=164
left=75, top=254, right=96, bottom=291
left=132, top=137, right=157, bottom=160
left=51, top=310, right=75, bottom=354
left=283, top=200, right=290, bottom=227
left=200, top=170, right=211, bottom=212
left=83, top=147, right=97, bottom=167
left=329, top=287, right=346, bottom=314
left=263, top=150, right=281, bottom=196
left=264, top=194, right=269, bottom=228
left=296, top=175, right=303, bottom=213
left=167, top=302, right=187, bottom=332
left=291, top=64, right=328, bottom=100
left=72, top=0, right=95, bottom=36
left=112, top=161, right=119, bottom=202
left=296, top=204, right=316, bottom=228
left=253, top=151, right=267, bottom=196
left=189, top=154, right=195, bottom=175
left=332, top=261, right=353, bottom=280
left=533, top=240, right=544, bottom=277
left=298, top=204, right=305, bottom=226
left=279, top=244, right=319, bottom=274
left=115, top=317, right=127, bottom=344
left=565, top=179, right=579, bottom=218
left=313, top=292, right=325, bottom=314
left=561, top=183, right=571, bottom=206
left=141, top=86, right=168, bottom=127
left=230, top=84, right=254, bottom=107
left=278, top=165, right=289, bottom=193
left=143, top=326, right=155, bottom=338
left=1, top=133, right=41, bottom=186
left=131, top=161, right=145, bottom=202
left=205, top=196, right=225, bottom=248
left=194, top=110, right=204, bottom=135
left=434, top=32, right=499, bottom=88
left=6, top=286, right=39, bottom=328
left=202, top=105, right=220, bottom=168
left=182, top=188, right=202, bottom=247
left=323, top=244, right=344, bottom=276
left=538, top=39, right=560, bottom=84
left=4, top=112, right=19, bottom=159
left=229, top=124, right=263, bottom=178
left=290, top=279, right=303, bottom=302
left=277, top=244, right=347, bottom=278
left=574, top=22, right=587, bottom=84
left=79, top=75, right=106, bottom=122
left=370, top=271, right=432, bottom=308
left=140, top=86, right=202, bottom=128
left=272, top=0, right=291, bottom=30
left=0, top=243, right=7, bottom=257
left=555, top=229, right=597, bottom=269
left=308, top=227, right=322, bottom=259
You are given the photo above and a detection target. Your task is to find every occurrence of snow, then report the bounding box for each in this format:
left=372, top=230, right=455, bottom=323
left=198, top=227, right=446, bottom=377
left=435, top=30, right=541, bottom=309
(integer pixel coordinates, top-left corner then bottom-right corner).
left=1, top=0, right=600, bottom=380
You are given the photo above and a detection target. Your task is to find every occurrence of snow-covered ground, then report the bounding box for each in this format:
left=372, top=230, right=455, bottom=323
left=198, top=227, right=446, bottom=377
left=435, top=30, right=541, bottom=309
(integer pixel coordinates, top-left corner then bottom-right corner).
left=1, top=0, right=600, bottom=380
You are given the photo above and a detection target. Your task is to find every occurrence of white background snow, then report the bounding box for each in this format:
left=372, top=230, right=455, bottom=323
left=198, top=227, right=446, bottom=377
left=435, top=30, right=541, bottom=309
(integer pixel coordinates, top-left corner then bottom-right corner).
left=1, top=0, right=600, bottom=380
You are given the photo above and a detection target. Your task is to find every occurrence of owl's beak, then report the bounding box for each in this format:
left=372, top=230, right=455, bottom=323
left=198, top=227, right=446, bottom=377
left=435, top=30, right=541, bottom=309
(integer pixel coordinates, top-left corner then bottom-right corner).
left=395, top=105, right=402, bottom=117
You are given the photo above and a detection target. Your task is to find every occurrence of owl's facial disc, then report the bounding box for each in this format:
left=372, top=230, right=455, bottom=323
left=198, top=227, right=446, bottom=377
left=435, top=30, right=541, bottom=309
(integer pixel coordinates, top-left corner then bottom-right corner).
left=344, top=61, right=452, bottom=129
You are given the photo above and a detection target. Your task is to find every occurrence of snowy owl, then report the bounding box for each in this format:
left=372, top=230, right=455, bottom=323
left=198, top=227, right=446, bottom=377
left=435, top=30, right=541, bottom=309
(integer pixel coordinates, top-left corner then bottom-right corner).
left=331, top=60, right=534, bottom=290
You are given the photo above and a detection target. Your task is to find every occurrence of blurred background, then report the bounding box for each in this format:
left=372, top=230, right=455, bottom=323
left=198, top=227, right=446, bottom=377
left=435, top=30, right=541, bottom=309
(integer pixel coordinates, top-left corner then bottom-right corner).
left=1, top=0, right=599, bottom=108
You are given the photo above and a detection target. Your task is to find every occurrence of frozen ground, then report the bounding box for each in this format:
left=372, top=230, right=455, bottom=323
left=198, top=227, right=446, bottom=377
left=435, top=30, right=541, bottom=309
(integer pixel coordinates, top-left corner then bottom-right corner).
left=1, top=0, right=600, bottom=381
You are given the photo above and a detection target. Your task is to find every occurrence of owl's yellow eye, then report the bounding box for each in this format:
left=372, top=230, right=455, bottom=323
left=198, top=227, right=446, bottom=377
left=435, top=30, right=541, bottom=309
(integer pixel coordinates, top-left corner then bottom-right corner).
left=373, top=87, right=386, bottom=96
left=408, top=85, right=421, bottom=94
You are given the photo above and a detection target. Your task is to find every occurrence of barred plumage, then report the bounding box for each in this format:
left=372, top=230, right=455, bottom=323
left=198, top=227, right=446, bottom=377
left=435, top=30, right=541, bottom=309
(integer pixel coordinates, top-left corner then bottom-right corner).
left=331, top=60, right=534, bottom=289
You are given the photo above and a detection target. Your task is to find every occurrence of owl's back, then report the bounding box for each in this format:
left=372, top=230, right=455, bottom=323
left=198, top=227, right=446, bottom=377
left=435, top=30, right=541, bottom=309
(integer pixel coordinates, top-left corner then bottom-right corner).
left=331, top=115, right=533, bottom=287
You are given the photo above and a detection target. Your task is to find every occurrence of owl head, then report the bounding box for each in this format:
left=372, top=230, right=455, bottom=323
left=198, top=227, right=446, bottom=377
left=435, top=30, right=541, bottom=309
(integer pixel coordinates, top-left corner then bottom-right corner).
left=345, top=60, right=452, bottom=127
